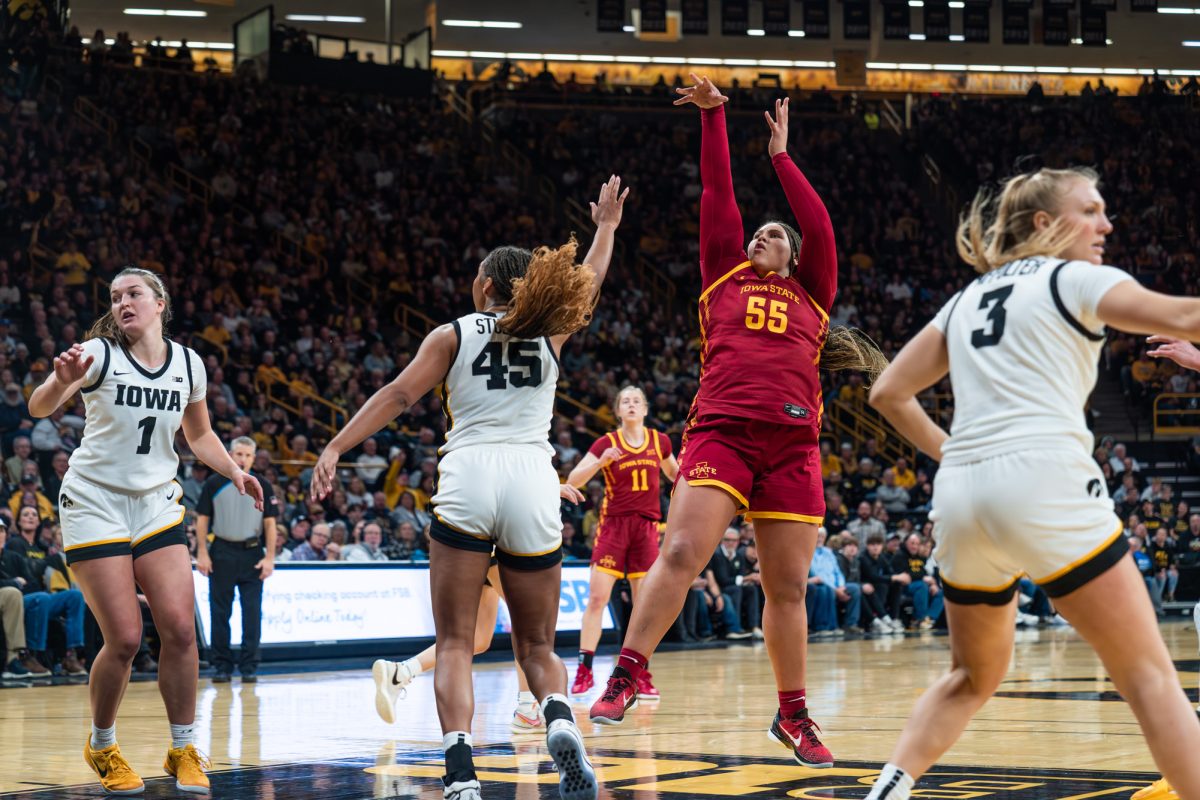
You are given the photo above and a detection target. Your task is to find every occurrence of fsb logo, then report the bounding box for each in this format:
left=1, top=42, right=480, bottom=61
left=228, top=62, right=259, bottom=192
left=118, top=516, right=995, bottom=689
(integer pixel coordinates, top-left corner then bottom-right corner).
left=559, top=579, right=591, bottom=614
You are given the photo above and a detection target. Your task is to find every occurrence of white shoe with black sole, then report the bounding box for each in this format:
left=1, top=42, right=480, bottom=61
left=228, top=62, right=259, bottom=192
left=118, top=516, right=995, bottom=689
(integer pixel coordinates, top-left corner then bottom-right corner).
left=547, top=719, right=597, bottom=800
left=443, top=779, right=482, bottom=800
left=372, top=659, right=414, bottom=724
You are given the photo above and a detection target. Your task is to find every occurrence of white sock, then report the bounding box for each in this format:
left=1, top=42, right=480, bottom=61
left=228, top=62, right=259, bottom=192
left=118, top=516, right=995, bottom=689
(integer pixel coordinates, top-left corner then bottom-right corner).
left=866, top=764, right=914, bottom=800
left=443, top=731, right=472, bottom=750
left=90, top=722, right=116, bottom=749
left=517, top=691, right=536, bottom=708
left=170, top=722, right=196, bottom=749
left=403, top=656, right=425, bottom=678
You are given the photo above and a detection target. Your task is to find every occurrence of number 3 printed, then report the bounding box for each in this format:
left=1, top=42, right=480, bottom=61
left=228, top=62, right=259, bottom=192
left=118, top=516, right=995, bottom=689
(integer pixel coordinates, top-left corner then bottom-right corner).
left=745, top=296, right=788, bottom=334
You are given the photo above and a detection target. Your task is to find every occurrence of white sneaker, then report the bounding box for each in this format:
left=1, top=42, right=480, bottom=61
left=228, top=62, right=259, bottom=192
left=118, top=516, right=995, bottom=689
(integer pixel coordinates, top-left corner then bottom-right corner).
left=547, top=719, right=597, bottom=800
left=511, top=703, right=545, bottom=733
left=1018, top=593, right=1033, bottom=609
left=1015, top=612, right=1039, bottom=627
left=443, top=779, right=482, bottom=800
left=886, top=616, right=905, bottom=633
left=373, top=659, right=414, bottom=724
left=1045, top=614, right=1070, bottom=626
left=870, top=617, right=889, bottom=634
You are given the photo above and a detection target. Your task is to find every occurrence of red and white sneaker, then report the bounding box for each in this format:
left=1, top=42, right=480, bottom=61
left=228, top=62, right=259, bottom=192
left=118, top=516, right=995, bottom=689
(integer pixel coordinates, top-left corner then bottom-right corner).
left=768, top=709, right=834, bottom=768
left=571, top=663, right=594, bottom=696
left=635, top=670, right=660, bottom=701
left=510, top=702, right=545, bottom=733
left=588, top=668, right=639, bottom=726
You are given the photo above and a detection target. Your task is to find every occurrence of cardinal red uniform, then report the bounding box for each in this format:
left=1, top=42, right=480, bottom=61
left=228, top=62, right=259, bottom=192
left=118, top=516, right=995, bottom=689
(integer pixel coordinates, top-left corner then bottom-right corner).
left=588, top=429, right=672, bottom=579
left=676, top=104, right=836, bottom=523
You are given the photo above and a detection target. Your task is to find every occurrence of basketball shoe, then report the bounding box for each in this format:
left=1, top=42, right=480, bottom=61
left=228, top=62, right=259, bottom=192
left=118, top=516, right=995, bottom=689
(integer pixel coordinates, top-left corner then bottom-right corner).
left=547, top=718, right=598, bottom=800
left=570, top=663, right=594, bottom=696
left=588, top=667, right=639, bottom=725
left=768, top=708, right=834, bottom=768
left=1131, top=778, right=1177, bottom=800
left=373, top=659, right=415, bottom=724
left=511, top=701, right=545, bottom=733
left=635, top=670, right=660, bottom=700
left=164, top=744, right=211, bottom=794
left=84, top=739, right=144, bottom=795
left=443, top=778, right=482, bottom=800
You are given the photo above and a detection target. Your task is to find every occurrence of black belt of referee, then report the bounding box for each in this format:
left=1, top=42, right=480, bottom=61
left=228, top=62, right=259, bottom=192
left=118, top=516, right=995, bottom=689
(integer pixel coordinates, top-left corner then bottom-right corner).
left=213, top=537, right=261, bottom=549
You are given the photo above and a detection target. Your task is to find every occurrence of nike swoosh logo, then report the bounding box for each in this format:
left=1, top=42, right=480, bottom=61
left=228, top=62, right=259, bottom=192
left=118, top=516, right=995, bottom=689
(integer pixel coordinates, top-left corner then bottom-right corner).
left=113, top=371, right=130, bottom=376
left=390, top=666, right=405, bottom=686
left=96, top=764, right=108, bottom=778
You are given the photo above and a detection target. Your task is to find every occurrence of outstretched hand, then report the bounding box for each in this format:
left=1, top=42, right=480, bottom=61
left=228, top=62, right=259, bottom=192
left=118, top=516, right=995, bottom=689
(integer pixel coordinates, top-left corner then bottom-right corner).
left=53, top=343, right=94, bottom=385
left=1147, top=335, right=1200, bottom=372
left=673, top=72, right=729, bottom=109
left=764, top=97, right=789, bottom=157
left=590, top=174, right=630, bottom=230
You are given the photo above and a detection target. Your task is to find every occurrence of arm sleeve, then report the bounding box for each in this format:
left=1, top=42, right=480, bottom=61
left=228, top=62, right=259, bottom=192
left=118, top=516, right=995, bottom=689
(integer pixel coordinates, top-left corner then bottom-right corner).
left=187, top=348, right=208, bottom=405
left=587, top=436, right=611, bottom=458
left=699, top=105, right=747, bottom=290
left=772, top=153, right=837, bottom=311
left=1056, top=262, right=1135, bottom=329
left=196, top=476, right=218, bottom=517
left=260, top=478, right=279, bottom=519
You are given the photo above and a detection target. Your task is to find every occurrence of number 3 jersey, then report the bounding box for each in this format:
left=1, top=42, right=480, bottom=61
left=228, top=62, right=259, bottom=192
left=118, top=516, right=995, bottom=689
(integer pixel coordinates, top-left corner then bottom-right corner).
left=439, top=311, right=558, bottom=457
left=69, top=337, right=207, bottom=493
left=931, top=256, right=1131, bottom=466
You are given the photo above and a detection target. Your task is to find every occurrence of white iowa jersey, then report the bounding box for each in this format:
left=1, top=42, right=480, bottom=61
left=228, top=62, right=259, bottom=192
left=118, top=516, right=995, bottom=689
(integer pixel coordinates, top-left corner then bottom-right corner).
left=69, top=337, right=207, bottom=493
left=932, top=256, right=1132, bottom=465
left=440, top=312, right=558, bottom=456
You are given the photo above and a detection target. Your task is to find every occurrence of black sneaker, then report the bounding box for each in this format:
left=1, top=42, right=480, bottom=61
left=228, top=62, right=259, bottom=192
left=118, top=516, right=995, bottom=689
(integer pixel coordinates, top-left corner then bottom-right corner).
left=241, top=674, right=257, bottom=683
left=212, top=672, right=232, bottom=684
left=2, top=658, right=30, bottom=679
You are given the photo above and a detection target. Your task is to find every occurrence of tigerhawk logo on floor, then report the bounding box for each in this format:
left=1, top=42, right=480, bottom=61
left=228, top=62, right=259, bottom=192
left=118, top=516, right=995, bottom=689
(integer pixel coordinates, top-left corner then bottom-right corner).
left=370, top=747, right=1158, bottom=799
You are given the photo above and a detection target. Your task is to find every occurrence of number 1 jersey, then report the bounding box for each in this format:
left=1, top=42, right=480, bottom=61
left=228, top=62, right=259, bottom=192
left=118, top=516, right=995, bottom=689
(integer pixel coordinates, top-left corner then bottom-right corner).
left=439, top=311, right=558, bottom=457
left=931, top=256, right=1131, bottom=466
left=70, top=337, right=207, bottom=493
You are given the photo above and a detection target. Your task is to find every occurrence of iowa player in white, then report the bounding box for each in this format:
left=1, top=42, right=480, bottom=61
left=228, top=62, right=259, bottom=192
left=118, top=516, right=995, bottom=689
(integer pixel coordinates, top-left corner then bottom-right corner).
left=863, top=167, right=1200, bottom=800
left=312, top=176, right=628, bottom=800
left=29, top=268, right=263, bottom=796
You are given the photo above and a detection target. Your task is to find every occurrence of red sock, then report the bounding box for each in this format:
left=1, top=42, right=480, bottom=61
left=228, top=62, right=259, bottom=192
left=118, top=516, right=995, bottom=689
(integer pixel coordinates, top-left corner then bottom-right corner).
left=616, top=648, right=648, bottom=681
left=779, top=689, right=807, bottom=717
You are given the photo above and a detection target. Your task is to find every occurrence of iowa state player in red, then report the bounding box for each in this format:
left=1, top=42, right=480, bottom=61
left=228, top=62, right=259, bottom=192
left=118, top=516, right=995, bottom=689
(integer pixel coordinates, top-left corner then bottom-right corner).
left=590, top=77, right=884, bottom=769
left=565, top=386, right=678, bottom=701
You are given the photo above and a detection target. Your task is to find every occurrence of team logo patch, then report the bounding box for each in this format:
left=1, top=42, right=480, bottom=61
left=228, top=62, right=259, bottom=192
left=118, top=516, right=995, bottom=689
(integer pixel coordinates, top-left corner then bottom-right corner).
left=688, top=461, right=717, bottom=479
left=598, top=554, right=618, bottom=571
left=1086, top=478, right=1103, bottom=498
left=60, top=494, right=73, bottom=509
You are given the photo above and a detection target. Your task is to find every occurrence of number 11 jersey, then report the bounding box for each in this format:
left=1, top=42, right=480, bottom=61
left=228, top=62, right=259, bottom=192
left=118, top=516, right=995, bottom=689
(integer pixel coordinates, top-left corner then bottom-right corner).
left=931, top=256, right=1131, bottom=466
left=71, top=337, right=207, bottom=493
left=439, top=311, right=558, bottom=457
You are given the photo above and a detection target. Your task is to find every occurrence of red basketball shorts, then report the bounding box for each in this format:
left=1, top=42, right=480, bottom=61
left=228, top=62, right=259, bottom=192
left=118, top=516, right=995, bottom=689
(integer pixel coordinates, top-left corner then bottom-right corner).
left=676, top=415, right=824, bottom=524
left=590, top=514, right=660, bottom=579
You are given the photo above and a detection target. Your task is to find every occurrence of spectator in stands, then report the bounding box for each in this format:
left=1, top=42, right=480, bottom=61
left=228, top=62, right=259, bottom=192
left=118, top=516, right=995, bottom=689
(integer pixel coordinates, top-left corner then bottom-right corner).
left=390, top=490, right=429, bottom=532
left=1129, top=535, right=1163, bottom=616
left=810, top=529, right=860, bottom=635
left=561, top=521, right=591, bottom=561
left=859, top=533, right=904, bottom=633
left=4, top=435, right=31, bottom=486
left=1148, top=527, right=1179, bottom=604
left=847, top=501, right=886, bottom=546
left=892, top=533, right=943, bottom=631
left=707, top=527, right=760, bottom=638
left=355, top=438, right=388, bottom=491
left=0, top=520, right=47, bottom=677
left=875, top=469, right=910, bottom=513
left=290, top=522, right=330, bottom=561
left=834, top=536, right=870, bottom=634
left=42, top=450, right=68, bottom=506
left=1109, top=443, right=1141, bottom=475
left=343, top=521, right=388, bottom=562
left=383, top=521, right=426, bottom=561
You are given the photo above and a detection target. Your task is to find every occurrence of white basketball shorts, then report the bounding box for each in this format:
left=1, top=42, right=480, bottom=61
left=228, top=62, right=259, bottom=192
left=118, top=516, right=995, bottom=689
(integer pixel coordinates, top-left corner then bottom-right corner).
left=59, top=471, right=187, bottom=564
left=931, top=448, right=1126, bottom=605
left=429, top=444, right=563, bottom=569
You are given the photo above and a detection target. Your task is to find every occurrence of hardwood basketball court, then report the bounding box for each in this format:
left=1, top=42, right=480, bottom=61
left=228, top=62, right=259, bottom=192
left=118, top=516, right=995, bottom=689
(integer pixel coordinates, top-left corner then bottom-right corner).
left=1, top=621, right=1196, bottom=799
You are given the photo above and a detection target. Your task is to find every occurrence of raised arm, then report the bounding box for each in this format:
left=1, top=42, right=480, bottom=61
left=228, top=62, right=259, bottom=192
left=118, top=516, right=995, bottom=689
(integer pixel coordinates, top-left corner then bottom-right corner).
left=675, top=74, right=744, bottom=289
left=766, top=98, right=837, bottom=311
left=582, top=175, right=629, bottom=299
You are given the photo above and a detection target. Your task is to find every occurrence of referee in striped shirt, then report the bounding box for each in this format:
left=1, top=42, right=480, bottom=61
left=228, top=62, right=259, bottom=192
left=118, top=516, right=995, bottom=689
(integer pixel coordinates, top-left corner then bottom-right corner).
left=195, top=436, right=279, bottom=683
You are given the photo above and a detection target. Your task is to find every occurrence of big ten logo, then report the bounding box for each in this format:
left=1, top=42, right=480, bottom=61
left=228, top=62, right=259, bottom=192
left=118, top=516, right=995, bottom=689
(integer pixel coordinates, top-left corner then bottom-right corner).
left=558, top=579, right=590, bottom=614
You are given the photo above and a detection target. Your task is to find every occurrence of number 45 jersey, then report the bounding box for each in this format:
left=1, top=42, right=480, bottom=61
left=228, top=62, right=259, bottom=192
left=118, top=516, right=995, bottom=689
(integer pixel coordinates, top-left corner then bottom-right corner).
left=931, top=257, right=1131, bottom=466
left=70, top=337, right=206, bottom=493
left=439, top=312, right=558, bottom=457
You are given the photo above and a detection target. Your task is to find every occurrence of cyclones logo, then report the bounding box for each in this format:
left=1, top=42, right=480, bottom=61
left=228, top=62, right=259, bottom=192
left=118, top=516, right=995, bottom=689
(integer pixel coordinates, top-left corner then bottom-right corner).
left=688, top=461, right=717, bottom=479
left=598, top=554, right=618, bottom=570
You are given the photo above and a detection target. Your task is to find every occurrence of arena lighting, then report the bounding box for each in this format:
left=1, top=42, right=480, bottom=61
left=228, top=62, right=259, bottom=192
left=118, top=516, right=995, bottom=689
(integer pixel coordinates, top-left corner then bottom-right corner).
left=430, top=50, right=1198, bottom=75
left=285, top=15, right=367, bottom=23
left=442, top=19, right=522, bottom=28
left=949, top=34, right=965, bottom=40
left=1185, top=39, right=1200, bottom=45
left=909, top=1, right=924, bottom=6
left=622, top=25, right=636, bottom=32
left=788, top=30, right=807, bottom=37
left=1070, top=37, right=1114, bottom=44
left=949, top=1, right=965, bottom=7
left=748, top=28, right=766, bottom=35
left=910, top=33, right=927, bottom=40
left=1158, top=6, right=1200, bottom=11
left=124, top=8, right=207, bottom=16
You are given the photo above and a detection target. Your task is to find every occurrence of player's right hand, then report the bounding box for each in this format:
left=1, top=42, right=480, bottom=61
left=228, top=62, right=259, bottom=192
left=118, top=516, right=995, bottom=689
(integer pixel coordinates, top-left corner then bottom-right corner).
left=52, top=343, right=94, bottom=385
left=1147, top=335, right=1200, bottom=371
left=311, top=448, right=339, bottom=501
left=673, top=72, right=729, bottom=109
left=196, top=551, right=212, bottom=577
left=598, top=446, right=625, bottom=466
left=560, top=483, right=585, bottom=504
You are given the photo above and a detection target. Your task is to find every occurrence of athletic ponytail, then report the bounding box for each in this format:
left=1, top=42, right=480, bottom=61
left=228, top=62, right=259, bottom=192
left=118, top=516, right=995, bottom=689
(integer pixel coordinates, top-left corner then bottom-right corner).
left=820, top=326, right=889, bottom=383
left=489, top=238, right=596, bottom=340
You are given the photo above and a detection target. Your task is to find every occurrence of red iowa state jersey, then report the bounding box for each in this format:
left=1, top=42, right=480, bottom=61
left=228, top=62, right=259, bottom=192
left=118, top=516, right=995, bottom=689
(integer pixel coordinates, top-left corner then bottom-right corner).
left=588, top=429, right=672, bottom=520
left=691, top=261, right=829, bottom=427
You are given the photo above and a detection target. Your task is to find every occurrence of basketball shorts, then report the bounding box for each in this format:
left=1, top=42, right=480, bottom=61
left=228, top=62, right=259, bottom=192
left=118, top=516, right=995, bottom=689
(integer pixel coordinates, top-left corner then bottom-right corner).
left=676, top=415, right=824, bottom=524
left=429, top=444, right=563, bottom=570
left=59, top=471, right=187, bottom=565
left=931, top=449, right=1126, bottom=605
left=591, top=515, right=659, bottom=579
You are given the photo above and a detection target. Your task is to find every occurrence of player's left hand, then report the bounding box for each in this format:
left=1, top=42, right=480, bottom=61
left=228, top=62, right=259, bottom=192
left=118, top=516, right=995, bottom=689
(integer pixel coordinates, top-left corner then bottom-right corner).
left=560, top=483, right=585, bottom=504
left=311, top=449, right=339, bottom=501
left=256, top=557, right=274, bottom=579
left=234, top=469, right=264, bottom=511
left=764, top=97, right=789, bottom=157
left=1147, top=335, right=1200, bottom=371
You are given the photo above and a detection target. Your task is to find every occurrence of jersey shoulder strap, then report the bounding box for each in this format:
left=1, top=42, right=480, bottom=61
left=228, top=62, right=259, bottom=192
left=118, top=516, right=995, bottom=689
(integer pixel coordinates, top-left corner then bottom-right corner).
left=1048, top=260, right=1105, bottom=341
